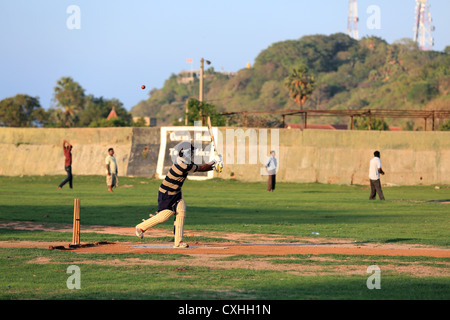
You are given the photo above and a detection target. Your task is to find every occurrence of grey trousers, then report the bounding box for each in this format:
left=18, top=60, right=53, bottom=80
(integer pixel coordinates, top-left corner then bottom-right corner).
left=369, top=179, right=385, bottom=200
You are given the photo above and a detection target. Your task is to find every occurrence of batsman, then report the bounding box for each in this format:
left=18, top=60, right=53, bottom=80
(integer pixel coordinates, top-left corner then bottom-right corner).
left=135, top=141, right=223, bottom=248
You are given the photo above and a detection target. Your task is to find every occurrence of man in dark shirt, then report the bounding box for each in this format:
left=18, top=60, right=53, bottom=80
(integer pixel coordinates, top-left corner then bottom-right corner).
left=57, top=140, right=73, bottom=189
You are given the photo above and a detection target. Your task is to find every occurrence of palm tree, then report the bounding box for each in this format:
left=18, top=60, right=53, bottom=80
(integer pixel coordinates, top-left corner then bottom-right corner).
left=53, top=77, right=86, bottom=126
left=284, top=65, right=316, bottom=110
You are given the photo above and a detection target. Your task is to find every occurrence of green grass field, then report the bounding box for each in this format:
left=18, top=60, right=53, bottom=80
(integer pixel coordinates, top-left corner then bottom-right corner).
left=0, top=175, right=449, bottom=301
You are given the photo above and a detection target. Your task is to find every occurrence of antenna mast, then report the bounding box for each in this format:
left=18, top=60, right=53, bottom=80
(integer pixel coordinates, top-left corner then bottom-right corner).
left=347, top=0, right=359, bottom=40
left=414, top=0, right=435, bottom=50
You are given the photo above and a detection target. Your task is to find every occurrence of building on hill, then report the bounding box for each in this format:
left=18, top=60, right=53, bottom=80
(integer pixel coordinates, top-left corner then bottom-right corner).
left=177, top=69, right=236, bottom=84
left=177, top=70, right=200, bottom=84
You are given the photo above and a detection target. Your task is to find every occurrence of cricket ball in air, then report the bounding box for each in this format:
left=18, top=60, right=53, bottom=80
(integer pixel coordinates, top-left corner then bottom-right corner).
left=141, top=85, right=146, bottom=89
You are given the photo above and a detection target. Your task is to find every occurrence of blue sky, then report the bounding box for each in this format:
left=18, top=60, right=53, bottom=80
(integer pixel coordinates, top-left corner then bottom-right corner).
left=1, top=0, right=449, bottom=112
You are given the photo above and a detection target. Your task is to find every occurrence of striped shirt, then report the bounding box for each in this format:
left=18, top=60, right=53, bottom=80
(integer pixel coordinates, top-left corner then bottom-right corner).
left=159, top=157, right=198, bottom=195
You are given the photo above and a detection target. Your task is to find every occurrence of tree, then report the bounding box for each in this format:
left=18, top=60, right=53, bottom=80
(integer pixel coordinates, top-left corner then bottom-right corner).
left=89, top=117, right=129, bottom=127
left=439, top=120, right=450, bottom=131
left=53, top=77, right=86, bottom=126
left=131, top=117, right=147, bottom=127
left=407, top=81, right=439, bottom=104
left=353, top=117, right=389, bottom=130
left=0, top=94, right=47, bottom=127
left=284, top=65, right=316, bottom=109
left=444, top=46, right=450, bottom=55
left=180, top=98, right=226, bottom=126
left=79, top=95, right=131, bottom=127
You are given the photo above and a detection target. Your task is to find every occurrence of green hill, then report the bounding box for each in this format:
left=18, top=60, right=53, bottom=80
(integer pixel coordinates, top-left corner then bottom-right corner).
left=131, top=33, right=450, bottom=128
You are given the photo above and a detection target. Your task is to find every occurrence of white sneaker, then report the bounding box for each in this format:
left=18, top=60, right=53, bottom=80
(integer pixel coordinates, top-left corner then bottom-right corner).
left=173, top=241, right=189, bottom=248
left=135, top=227, right=144, bottom=239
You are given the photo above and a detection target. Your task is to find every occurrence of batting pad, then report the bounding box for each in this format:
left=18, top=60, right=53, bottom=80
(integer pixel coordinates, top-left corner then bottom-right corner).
left=137, top=209, right=174, bottom=231
left=174, top=199, right=186, bottom=246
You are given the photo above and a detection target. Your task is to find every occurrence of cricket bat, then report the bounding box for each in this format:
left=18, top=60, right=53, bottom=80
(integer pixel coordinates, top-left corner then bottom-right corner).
left=207, top=116, right=218, bottom=155
left=207, top=116, right=222, bottom=173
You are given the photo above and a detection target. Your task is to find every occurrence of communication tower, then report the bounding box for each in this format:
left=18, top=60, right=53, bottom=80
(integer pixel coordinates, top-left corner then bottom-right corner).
left=414, top=0, right=435, bottom=50
left=347, top=0, right=359, bottom=40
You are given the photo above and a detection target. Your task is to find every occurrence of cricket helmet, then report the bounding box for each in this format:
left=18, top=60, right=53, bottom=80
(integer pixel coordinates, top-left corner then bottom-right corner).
left=176, top=141, right=196, bottom=157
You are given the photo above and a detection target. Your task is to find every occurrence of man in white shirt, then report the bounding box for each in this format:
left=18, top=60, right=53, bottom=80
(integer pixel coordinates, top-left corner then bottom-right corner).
left=265, top=150, right=277, bottom=192
left=369, top=150, right=385, bottom=200
left=105, top=148, right=118, bottom=193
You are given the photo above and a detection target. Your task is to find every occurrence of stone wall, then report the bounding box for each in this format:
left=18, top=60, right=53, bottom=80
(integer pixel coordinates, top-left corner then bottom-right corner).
left=0, top=127, right=448, bottom=185
left=0, top=128, right=136, bottom=176
left=217, top=128, right=450, bottom=186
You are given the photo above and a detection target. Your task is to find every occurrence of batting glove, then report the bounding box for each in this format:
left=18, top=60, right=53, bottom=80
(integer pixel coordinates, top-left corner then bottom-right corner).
left=213, top=154, right=223, bottom=173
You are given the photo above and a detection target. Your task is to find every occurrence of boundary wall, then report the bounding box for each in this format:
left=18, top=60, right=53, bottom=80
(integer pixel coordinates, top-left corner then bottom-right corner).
left=0, top=127, right=448, bottom=185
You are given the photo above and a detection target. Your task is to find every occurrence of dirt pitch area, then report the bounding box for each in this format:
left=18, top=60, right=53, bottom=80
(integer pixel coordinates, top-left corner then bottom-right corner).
left=1, top=222, right=449, bottom=277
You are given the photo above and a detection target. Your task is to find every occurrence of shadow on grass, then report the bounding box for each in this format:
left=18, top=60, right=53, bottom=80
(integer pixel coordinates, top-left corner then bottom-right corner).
left=383, top=238, right=418, bottom=244
left=427, top=199, right=450, bottom=203
left=0, top=203, right=426, bottom=229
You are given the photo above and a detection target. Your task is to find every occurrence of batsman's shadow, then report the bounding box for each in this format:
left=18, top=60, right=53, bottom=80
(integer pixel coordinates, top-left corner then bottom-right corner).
left=383, top=238, right=417, bottom=244
left=427, top=199, right=450, bottom=203
left=246, top=241, right=370, bottom=247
